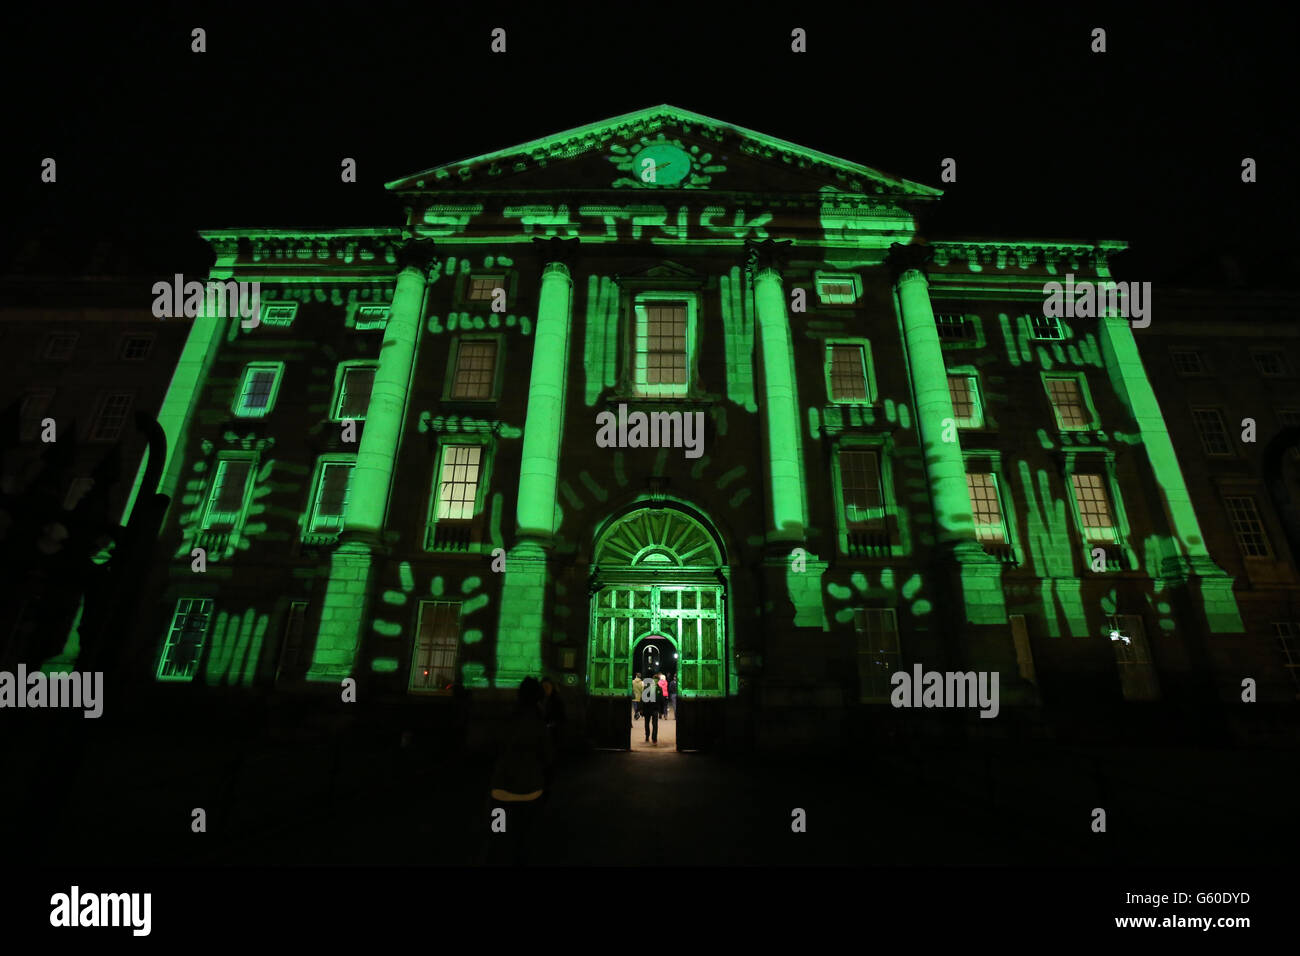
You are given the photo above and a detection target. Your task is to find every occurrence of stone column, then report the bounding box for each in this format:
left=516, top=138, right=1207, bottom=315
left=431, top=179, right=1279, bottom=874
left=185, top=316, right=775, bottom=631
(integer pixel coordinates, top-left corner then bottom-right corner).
left=308, top=239, right=433, bottom=681
left=496, top=237, right=577, bottom=686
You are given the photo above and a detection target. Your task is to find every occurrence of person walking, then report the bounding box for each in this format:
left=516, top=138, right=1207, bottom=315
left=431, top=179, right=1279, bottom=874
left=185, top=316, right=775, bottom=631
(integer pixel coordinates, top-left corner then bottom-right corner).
left=632, top=672, right=644, bottom=722
left=668, top=674, right=678, bottom=720
left=640, top=672, right=660, bottom=745
left=486, top=677, right=552, bottom=864
left=657, top=673, right=669, bottom=719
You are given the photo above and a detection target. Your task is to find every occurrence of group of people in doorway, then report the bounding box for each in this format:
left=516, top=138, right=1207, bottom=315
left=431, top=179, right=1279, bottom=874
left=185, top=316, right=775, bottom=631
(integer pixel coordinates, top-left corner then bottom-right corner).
left=632, top=672, right=677, bottom=744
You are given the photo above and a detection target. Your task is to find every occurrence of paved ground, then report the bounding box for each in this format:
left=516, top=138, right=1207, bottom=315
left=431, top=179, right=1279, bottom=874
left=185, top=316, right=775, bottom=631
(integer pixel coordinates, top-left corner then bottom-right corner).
left=4, top=707, right=1295, bottom=866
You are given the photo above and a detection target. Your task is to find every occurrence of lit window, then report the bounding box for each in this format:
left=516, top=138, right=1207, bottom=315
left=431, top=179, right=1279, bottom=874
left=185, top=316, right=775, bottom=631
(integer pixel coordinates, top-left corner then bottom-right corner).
left=935, top=314, right=973, bottom=341
left=1191, top=408, right=1232, bottom=456
left=20, top=388, right=55, bottom=441
left=355, top=305, right=390, bottom=331
left=827, top=343, right=869, bottom=402
left=120, top=334, right=154, bottom=360
left=260, top=302, right=298, bottom=327
left=839, top=450, right=885, bottom=528
left=434, top=445, right=482, bottom=520
left=203, top=458, right=253, bottom=531
left=157, top=598, right=214, bottom=682
left=307, top=461, right=355, bottom=536
left=450, top=340, right=498, bottom=400
left=816, top=274, right=859, bottom=305
left=1223, top=495, right=1272, bottom=558
left=1045, top=376, right=1094, bottom=429
left=1030, top=315, right=1063, bottom=340
left=1108, top=614, right=1159, bottom=701
left=966, top=472, right=1006, bottom=542
left=467, top=276, right=505, bottom=302
left=43, top=332, right=79, bottom=360
left=91, top=392, right=133, bottom=441
left=854, top=608, right=899, bottom=702
left=1070, top=473, right=1117, bottom=542
left=633, top=300, right=688, bottom=397
left=235, top=364, right=283, bottom=418
left=1171, top=350, right=1204, bottom=376
left=1252, top=350, right=1286, bottom=377
left=333, top=365, right=376, bottom=421
left=947, top=374, right=983, bottom=428
left=410, top=601, right=462, bottom=692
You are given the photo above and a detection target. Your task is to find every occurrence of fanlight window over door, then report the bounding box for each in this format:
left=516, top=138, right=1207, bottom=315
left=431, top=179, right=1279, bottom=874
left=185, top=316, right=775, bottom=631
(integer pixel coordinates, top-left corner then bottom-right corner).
left=588, top=508, right=726, bottom=699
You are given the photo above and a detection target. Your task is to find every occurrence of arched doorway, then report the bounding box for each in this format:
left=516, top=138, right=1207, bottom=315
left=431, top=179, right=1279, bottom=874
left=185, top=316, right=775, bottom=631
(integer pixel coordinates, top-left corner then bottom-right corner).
left=586, top=505, right=729, bottom=750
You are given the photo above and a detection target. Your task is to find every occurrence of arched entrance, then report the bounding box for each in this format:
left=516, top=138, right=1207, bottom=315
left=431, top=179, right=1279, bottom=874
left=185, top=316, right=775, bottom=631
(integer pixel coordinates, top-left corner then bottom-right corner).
left=586, top=505, right=730, bottom=750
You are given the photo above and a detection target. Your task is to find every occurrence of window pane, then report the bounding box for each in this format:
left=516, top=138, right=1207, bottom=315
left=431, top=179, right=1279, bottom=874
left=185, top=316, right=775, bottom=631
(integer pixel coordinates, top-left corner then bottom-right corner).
left=966, top=473, right=1005, bottom=542
left=338, top=367, right=375, bottom=419
left=92, top=393, right=133, bottom=440
left=240, top=367, right=278, bottom=415
left=840, top=450, right=884, bottom=527
left=451, top=341, right=498, bottom=399
left=1191, top=408, right=1231, bottom=455
left=855, top=608, right=900, bottom=700
left=208, top=459, right=252, bottom=526
left=948, top=375, right=980, bottom=426
left=829, top=345, right=868, bottom=401
left=158, top=597, right=214, bottom=681
left=437, top=445, right=482, bottom=520
left=411, top=602, right=461, bottom=690
left=1070, top=473, right=1116, bottom=540
left=635, top=303, right=688, bottom=395
left=1047, top=378, right=1090, bottom=429
left=1224, top=496, right=1271, bottom=557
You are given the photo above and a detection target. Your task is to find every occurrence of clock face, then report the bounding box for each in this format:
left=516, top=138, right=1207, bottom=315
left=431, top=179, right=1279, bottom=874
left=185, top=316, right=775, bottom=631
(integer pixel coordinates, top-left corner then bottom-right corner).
left=635, top=144, right=692, bottom=186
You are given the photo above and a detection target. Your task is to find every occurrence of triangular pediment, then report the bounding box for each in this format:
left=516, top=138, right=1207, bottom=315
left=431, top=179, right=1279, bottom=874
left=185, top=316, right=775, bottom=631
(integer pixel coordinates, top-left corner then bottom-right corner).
left=386, top=104, right=939, bottom=200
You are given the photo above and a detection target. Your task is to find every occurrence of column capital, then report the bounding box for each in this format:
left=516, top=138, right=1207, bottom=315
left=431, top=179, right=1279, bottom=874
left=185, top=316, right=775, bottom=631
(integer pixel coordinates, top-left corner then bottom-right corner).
left=745, top=238, right=793, bottom=278
left=886, top=242, right=934, bottom=285
left=395, top=237, right=437, bottom=274
left=532, top=235, right=580, bottom=264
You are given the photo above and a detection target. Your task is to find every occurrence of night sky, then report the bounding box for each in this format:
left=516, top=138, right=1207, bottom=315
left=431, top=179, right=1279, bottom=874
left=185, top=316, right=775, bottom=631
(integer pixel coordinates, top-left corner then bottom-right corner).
left=3, top=5, right=1297, bottom=287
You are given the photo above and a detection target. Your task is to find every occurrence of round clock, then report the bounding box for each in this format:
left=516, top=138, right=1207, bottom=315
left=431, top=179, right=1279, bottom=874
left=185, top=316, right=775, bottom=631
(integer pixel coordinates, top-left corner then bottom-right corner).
left=634, top=144, right=692, bottom=186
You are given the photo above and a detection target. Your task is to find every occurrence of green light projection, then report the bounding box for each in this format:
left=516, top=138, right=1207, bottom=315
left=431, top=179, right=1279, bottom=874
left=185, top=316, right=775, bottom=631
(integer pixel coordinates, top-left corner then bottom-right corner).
left=754, top=266, right=808, bottom=540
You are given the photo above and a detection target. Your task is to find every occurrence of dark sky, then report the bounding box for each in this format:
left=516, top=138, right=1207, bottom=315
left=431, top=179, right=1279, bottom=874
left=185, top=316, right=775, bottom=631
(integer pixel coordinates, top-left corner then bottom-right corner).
left=3, top=4, right=1296, bottom=287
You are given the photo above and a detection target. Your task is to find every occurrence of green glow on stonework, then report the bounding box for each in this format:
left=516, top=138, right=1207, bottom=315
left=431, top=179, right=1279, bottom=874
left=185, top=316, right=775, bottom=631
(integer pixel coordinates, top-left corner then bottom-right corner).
left=371, top=658, right=399, bottom=673
left=1017, top=461, right=1090, bottom=637
left=428, top=313, right=531, bottom=335
left=373, top=620, right=402, bottom=638
left=583, top=274, right=619, bottom=405
left=494, top=541, right=548, bottom=684
left=308, top=541, right=372, bottom=681
left=754, top=267, right=808, bottom=539
left=517, top=262, right=572, bottom=539
left=895, top=270, right=975, bottom=543
left=785, top=552, right=828, bottom=628
left=350, top=263, right=426, bottom=537
left=719, top=266, right=758, bottom=411
left=205, top=610, right=268, bottom=686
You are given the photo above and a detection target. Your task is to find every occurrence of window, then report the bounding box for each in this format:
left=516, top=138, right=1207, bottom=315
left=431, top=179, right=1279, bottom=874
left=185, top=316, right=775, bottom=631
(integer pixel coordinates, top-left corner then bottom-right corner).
left=450, top=340, right=499, bottom=400
left=157, top=598, right=214, bottom=682
left=1277, top=409, right=1300, bottom=463
left=935, top=313, right=973, bottom=341
left=260, top=302, right=298, bottom=327
left=1108, top=614, right=1159, bottom=701
left=410, top=601, right=462, bottom=692
left=276, top=602, right=310, bottom=683
left=235, top=363, right=283, bottom=418
left=1274, top=623, right=1300, bottom=694
left=839, top=450, right=885, bottom=529
left=1030, top=315, right=1063, bottom=340
left=1191, top=408, right=1232, bottom=456
left=815, top=273, right=859, bottom=305
left=1251, top=350, right=1286, bottom=377
left=355, top=305, right=390, bottom=331
left=854, top=608, right=900, bottom=702
left=467, top=276, right=505, bottom=303
left=633, top=299, right=689, bottom=397
left=826, top=342, right=870, bottom=403
left=120, top=334, right=154, bottom=361
left=1171, top=349, right=1205, bottom=376
left=43, top=332, right=78, bottom=360
left=947, top=374, right=983, bottom=428
left=1045, top=375, right=1095, bottom=430
left=1070, top=472, right=1118, bottom=543
left=20, top=388, right=54, bottom=441
left=91, top=392, right=133, bottom=441
left=306, top=460, right=355, bottom=536
left=203, top=458, right=254, bottom=531
left=1223, top=495, right=1272, bottom=558
left=434, top=445, right=482, bottom=521
left=332, top=364, right=376, bottom=421
left=966, top=472, right=1007, bottom=543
